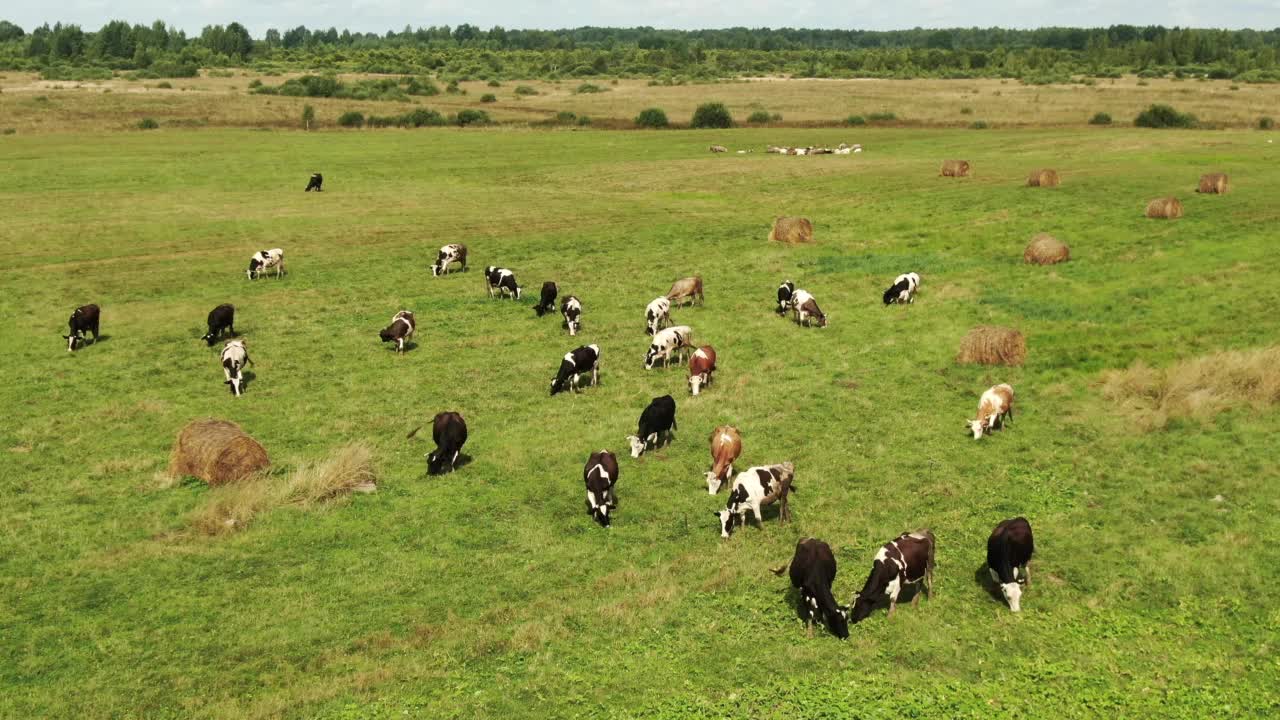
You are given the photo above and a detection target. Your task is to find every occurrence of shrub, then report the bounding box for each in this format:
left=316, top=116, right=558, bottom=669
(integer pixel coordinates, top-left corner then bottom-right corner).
left=403, top=77, right=440, bottom=96
left=555, top=111, right=577, bottom=124
left=137, top=118, right=159, bottom=130
left=366, top=115, right=399, bottom=128
left=156, top=81, right=173, bottom=89
left=455, top=109, right=490, bottom=126
left=3, top=128, right=16, bottom=135
left=1230, top=85, right=1240, bottom=91
left=1260, top=116, right=1275, bottom=130
left=577, top=115, right=592, bottom=126
left=575, top=83, right=605, bottom=94
left=746, top=110, right=772, bottom=124
left=635, top=107, right=669, bottom=128
left=846, top=115, right=867, bottom=126
left=969, top=120, right=989, bottom=129
left=1134, top=104, right=1197, bottom=129
left=868, top=111, right=897, bottom=122
left=402, top=108, right=445, bottom=127
left=1089, top=112, right=1112, bottom=125
left=487, top=79, right=502, bottom=87
left=514, top=85, right=538, bottom=96
left=445, top=80, right=464, bottom=95
left=690, top=102, right=732, bottom=129
left=301, top=105, right=315, bottom=130
left=1136, top=79, right=1149, bottom=86
left=480, top=93, right=497, bottom=103
left=247, top=79, right=261, bottom=89
left=960, top=106, right=974, bottom=115
left=338, top=111, right=365, bottom=128
left=770, top=112, right=782, bottom=122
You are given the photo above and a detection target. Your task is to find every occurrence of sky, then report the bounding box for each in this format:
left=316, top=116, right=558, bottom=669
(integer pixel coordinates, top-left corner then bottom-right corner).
left=4, top=1, right=1279, bottom=35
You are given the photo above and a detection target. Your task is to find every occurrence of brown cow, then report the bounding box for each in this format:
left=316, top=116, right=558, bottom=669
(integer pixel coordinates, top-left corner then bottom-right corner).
left=687, top=345, right=716, bottom=396
left=666, top=276, right=704, bottom=307
left=705, top=425, right=742, bottom=494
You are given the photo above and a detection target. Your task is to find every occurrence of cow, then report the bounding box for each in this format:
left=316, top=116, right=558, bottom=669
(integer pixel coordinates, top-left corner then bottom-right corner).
left=431, top=244, right=467, bottom=276
left=645, top=296, right=672, bottom=336
left=705, top=425, right=741, bottom=494
left=987, top=517, right=1035, bottom=612
left=202, top=304, right=235, bottom=346
left=644, top=325, right=694, bottom=369
left=666, top=276, right=704, bottom=307
left=716, top=462, right=795, bottom=538
left=63, top=304, right=100, bottom=352
left=771, top=538, right=850, bottom=639
left=534, top=282, right=558, bottom=317
left=305, top=173, right=323, bottom=192
left=776, top=281, right=795, bottom=315
left=220, top=339, right=252, bottom=396
left=849, top=530, right=936, bottom=623
left=426, top=411, right=468, bottom=475
left=378, top=310, right=416, bottom=353
left=246, top=248, right=285, bottom=280
left=485, top=266, right=521, bottom=300
left=882, top=272, right=921, bottom=306
left=968, top=383, right=1015, bottom=439
left=561, top=296, right=582, bottom=336
left=550, top=344, right=600, bottom=395
left=583, top=450, right=619, bottom=527
left=790, top=289, right=828, bottom=328
left=710, top=145, right=728, bottom=153
left=687, top=345, right=716, bottom=396
left=626, top=395, right=676, bottom=458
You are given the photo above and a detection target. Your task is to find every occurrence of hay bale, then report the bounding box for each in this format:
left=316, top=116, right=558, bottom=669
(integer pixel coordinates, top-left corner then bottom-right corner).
left=1024, top=233, right=1070, bottom=265
left=1145, top=197, right=1184, bottom=219
left=1197, top=173, right=1229, bottom=194
left=769, top=216, right=814, bottom=244
left=956, top=326, right=1027, bottom=367
left=1027, top=168, right=1060, bottom=188
left=168, top=419, right=269, bottom=485
left=940, top=160, right=971, bottom=177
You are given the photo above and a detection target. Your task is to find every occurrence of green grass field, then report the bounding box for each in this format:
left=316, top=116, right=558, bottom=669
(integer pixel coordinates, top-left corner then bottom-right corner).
left=2, top=126, right=1279, bottom=719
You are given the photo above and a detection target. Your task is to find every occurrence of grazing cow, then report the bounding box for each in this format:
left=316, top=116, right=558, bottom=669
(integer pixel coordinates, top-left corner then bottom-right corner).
left=644, top=325, right=694, bottom=369
left=246, top=248, right=285, bottom=280
left=772, top=538, right=850, bottom=639
left=666, top=276, right=704, bottom=307
left=431, top=244, right=468, bottom=276
left=988, top=517, right=1035, bottom=612
left=583, top=450, right=619, bottom=527
left=776, top=280, right=795, bottom=315
left=534, top=282, right=558, bottom=317
left=705, top=425, right=742, bottom=494
left=645, top=296, right=672, bottom=335
left=849, top=530, right=936, bottom=623
left=220, top=339, right=252, bottom=396
left=378, top=310, right=416, bottom=353
left=561, top=296, right=582, bottom=336
left=626, top=395, right=677, bottom=458
left=63, top=304, right=100, bottom=352
left=426, top=411, right=468, bottom=475
left=484, top=266, right=521, bottom=300
left=550, top=344, right=600, bottom=395
left=687, top=345, right=716, bottom=396
left=882, top=272, right=921, bottom=305
left=968, top=383, right=1015, bottom=439
left=790, top=289, right=828, bottom=328
left=710, top=145, right=728, bottom=153
left=766, top=145, right=785, bottom=154
left=716, top=462, right=796, bottom=538
left=305, top=173, right=323, bottom=192
left=202, top=304, right=235, bottom=346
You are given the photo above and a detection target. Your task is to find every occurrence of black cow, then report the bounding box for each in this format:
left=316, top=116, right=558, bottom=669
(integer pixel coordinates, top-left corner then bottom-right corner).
left=773, top=538, right=849, bottom=639
left=583, top=450, right=619, bottom=527
left=426, top=411, right=467, bottom=474
left=626, top=394, right=676, bottom=457
left=305, top=173, right=323, bottom=192
left=987, top=517, right=1035, bottom=612
left=850, top=530, right=935, bottom=623
left=64, top=304, right=100, bottom=352
left=550, top=344, right=600, bottom=395
left=777, top=280, right=795, bottom=315
left=202, top=304, right=236, bottom=346
left=534, top=281, right=558, bottom=317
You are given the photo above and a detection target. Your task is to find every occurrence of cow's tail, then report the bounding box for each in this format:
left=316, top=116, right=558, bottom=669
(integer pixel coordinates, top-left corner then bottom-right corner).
left=406, top=426, right=422, bottom=440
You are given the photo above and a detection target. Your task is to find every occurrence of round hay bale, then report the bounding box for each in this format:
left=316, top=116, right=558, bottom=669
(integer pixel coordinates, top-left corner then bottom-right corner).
left=168, top=419, right=269, bottom=485
left=1027, top=168, right=1060, bottom=188
left=769, top=216, right=814, bottom=244
left=1197, top=173, right=1229, bottom=194
left=1024, top=233, right=1070, bottom=265
left=1145, top=197, right=1184, bottom=219
left=956, top=326, right=1027, bottom=367
left=940, top=159, right=971, bottom=177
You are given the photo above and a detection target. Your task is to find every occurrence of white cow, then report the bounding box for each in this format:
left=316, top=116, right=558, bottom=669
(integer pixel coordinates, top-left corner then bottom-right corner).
left=246, top=248, right=285, bottom=279
left=645, top=297, right=672, bottom=336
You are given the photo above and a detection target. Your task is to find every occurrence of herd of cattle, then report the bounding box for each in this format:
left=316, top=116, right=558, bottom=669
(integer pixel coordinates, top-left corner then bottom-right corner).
left=709, top=143, right=864, bottom=155
left=58, top=228, right=1033, bottom=637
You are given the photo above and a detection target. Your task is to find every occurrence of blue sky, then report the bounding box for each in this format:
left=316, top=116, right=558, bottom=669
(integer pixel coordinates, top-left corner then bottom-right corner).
left=5, top=1, right=1278, bottom=34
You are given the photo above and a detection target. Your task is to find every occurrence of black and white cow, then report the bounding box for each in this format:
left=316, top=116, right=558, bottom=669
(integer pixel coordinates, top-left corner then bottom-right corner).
left=485, top=266, right=521, bottom=300
left=987, top=517, right=1034, bottom=612
left=849, top=530, right=935, bottom=623
left=550, top=344, right=600, bottom=395
left=426, top=411, right=468, bottom=475
left=63, top=303, right=100, bottom=352
left=220, top=339, right=252, bottom=396
left=583, top=450, right=619, bottom=527
left=431, top=244, right=468, bottom=276
left=304, top=173, right=323, bottom=192
left=645, top=296, right=672, bottom=335
left=716, top=463, right=795, bottom=538
left=246, top=248, right=285, bottom=280
left=626, top=394, right=677, bottom=457
left=202, top=304, right=236, bottom=346
left=561, top=296, right=582, bottom=336
left=378, top=310, right=416, bottom=353
left=535, top=281, right=558, bottom=317
left=882, top=272, right=921, bottom=305
left=776, top=281, right=795, bottom=315
left=773, top=538, right=850, bottom=639
left=643, top=325, right=694, bottom=369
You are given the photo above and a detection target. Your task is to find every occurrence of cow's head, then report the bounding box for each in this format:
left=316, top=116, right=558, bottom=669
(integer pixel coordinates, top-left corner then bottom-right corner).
left=378, top=327, right=396, bottom=343
left=202, top=332, right=217, bottom=347
left=246, top=259, right=261, bottom=279
left=430, top=262, right=442, bottom=277
left=882, top=286, right=899, bottom=305
left=849, top=594, right=877, bottom=624
left=549, top=377, right=565, bottom=396
left=815, top=312, right=829, bottom=328
left=825, top=605, right=851, bottom=639
left=643, top=346, right=660, bottom=369
left=591, top=502, right=611, bottom=528
left=705, top=471, right=723, bottom=495
left=63, top=333, right=81, bottom=352
left=688, top=374, right=705, bottom=396
left=626, top=434, right=646, bottom=458
left=1001, top=582, right=1023, bottom=612
left=715, top=509, right=741, bottom=538
left=967, top=418, right=986, bottom=439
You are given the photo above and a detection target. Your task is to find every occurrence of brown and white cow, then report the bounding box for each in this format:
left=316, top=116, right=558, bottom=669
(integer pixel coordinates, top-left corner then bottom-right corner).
left=705, top=425, right=741, bottom=494
left=666, top=276, right=704, bottom=307
left=969, top=383, right=1015, bottom=439
left=687, top=345, right=716, bottom=396
left=849, top=530, right=935, bottom=622
left=790, top=289, right=828, bottom=328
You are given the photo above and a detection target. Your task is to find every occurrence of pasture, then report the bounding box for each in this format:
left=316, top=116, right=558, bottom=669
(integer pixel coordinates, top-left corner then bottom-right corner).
left=2, top=125, right=1279, bottom=719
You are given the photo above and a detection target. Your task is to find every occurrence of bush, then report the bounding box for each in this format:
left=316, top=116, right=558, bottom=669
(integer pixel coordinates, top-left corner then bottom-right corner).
left=301, top=105, right=316, bottom=130
left=691, top=102, right=732, bottom=129
left=969, top=120, right=989, bottom=129
left=746, top=110, right=772, bottom=124
left=1089, top=112, right=1112, bottom=125
left=846, top=115, right=867, bottom=126
left=2, top=128, right=15, bottom=135
left=487, top=79, right=502, bottom=87
left=575, top=83, right=605, bottom=94
left=514, top=85, right=538, bottom=96
left=455, top=109, right=490, bottom=126
left=770, top=112, right=783, bottom=122
left=577, top=115, right=592, bottom=126
left=635, top=107, right=669, bottom=128
left=155, top=81, right=172, bottom=89
left=960, top=106, right=974, bottom=115
left=1134, top=103, right=1197, bottom=129
left=868, top=111, right=897, bottom=122
left=137, top=118, right=159, bottom=130
left=480, top=93, right=497, bottom=103
left=402, top=108, right=445, bottom=127
left=246, top=79, right=260, bottom=89
left=1260, top=116, right=1275, bottom=130
left=555, top=111, right=577, bottom=124
left=338, top=111, right=365, bottom=128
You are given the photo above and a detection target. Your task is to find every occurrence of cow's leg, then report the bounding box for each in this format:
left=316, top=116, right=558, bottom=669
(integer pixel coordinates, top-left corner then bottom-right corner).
left=806, top=619, right=814, bottom=638
left=751, top=502, right=764, bottom=526
left=1022, top=563, right=1030, bottom=587
left=887, top=598, right=897, bottom=618
left=452, top=450, right=460, bottom=468
left=591, top=364, right=599, bottom=387
left=912, top=585, right=922, bottom=606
